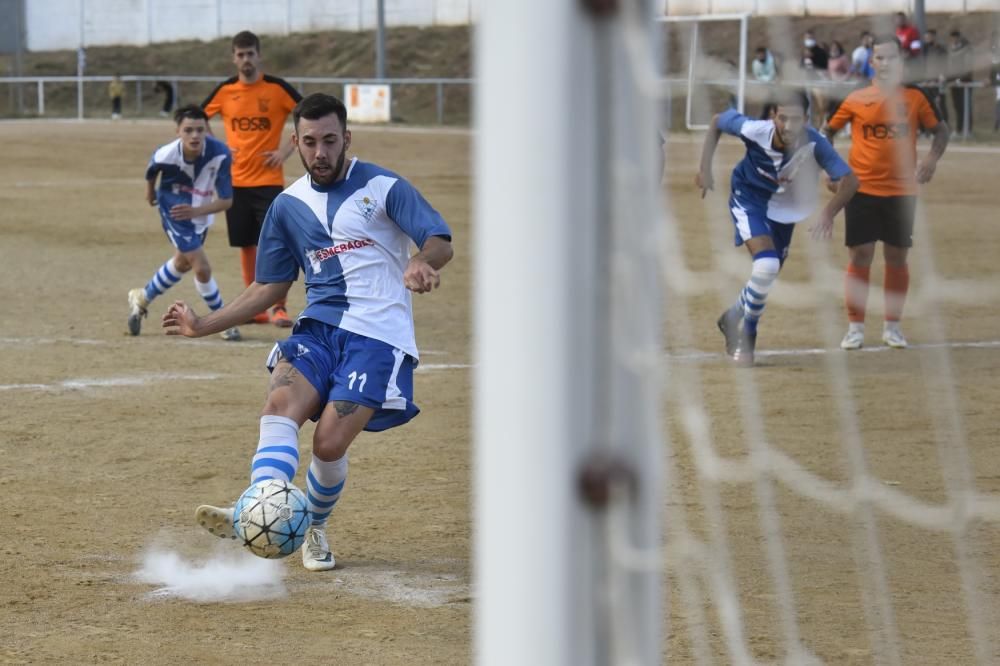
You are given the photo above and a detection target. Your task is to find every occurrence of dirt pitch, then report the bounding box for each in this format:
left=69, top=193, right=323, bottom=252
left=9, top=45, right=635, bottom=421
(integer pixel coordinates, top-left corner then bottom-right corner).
left=1, top=120, right=1000, bottom=664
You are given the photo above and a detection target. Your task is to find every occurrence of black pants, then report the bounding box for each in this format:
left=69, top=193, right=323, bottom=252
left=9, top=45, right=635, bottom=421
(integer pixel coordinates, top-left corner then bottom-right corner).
left=111, top=97, right=122, bottom=115
left=950, top=86, right=971, bottom=134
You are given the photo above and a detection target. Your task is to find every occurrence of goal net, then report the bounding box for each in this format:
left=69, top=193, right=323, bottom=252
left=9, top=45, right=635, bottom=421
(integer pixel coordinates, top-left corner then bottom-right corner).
left=654, top=8, right=1000, bottom=666
left=477, top=2, right=1000, bottom=665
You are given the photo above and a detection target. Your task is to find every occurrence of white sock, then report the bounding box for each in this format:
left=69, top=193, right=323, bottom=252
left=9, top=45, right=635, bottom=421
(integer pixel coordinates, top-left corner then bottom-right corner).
left=306, top=454, right=348, bottom=527
left=194, top=277, right=224, bottom=311
left=250, top=415, right=300, bottom=483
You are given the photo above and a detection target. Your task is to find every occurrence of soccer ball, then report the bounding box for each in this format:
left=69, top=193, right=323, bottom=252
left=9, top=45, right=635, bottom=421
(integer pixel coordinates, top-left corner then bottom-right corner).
left=233, top=479, right=310, bottom=559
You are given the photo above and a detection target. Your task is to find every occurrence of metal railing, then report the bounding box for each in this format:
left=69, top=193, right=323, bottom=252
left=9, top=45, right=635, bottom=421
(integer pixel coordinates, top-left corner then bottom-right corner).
left=0, top=75, right=474, bottom=125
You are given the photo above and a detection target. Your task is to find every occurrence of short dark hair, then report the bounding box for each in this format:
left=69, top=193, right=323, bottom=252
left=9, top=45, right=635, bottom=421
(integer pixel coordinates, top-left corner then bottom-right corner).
left=173, top=104, right=207, bottom=125
left=293, top=93, right=348, bottom=131
left=770, top=88, right=810, bottom=114
left=232, top=30, right=260, bottom=53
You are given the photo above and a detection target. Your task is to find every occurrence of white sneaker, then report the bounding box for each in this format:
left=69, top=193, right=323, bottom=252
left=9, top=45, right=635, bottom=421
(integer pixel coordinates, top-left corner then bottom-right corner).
left=840, top=327, right=865, bottom=350
left=220, top=327, right=242, bottom=341
left=302, top=525, right=336, bottom=571
left=127, top=288, right=149, bottom=336
left=195, top=504, right=236, bottom=540
left=882, top=326, right=908, bottom=349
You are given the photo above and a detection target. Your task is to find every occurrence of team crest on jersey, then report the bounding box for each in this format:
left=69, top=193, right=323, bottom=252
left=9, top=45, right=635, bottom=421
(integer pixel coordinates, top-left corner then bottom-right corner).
left=355, top=195, right=377, bottom=222
left=258, top=97, right=270, bottom=113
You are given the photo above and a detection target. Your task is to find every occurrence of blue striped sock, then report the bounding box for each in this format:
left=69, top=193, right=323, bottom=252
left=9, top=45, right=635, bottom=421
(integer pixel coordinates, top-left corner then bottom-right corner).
left=194, top=277, right=224, bottom=311
left=250, top=415, right=300, bottom=484
left=143, top=258, right=183, bottom=303
left=306, top=455, right=348, bottom=527
left=738, top=250, right=781, bottom=333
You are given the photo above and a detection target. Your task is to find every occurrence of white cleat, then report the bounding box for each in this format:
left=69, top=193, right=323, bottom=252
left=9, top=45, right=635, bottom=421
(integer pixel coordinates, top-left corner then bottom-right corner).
left=195, top=504, right=237, bottom=540
left=840, top=328, right=865, bottom=350
left=882, top=326, right=908, bottom=349
left=127, top=288, right=149, bottom=336
left=302, top=525, right=336, bottom=571
left=220, top=327, right=242, bottom=342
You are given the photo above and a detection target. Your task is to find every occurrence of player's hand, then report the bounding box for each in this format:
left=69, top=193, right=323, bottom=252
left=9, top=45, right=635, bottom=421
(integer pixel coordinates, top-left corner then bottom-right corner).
left=810, top=211, right=835, bottom=240
left=147, top=194, right=157, bottom=207
left=261, top=150, right=284, bottom=168
left=824, top=175, right=838, bottom=194
left=916, top=158, right=937, bottom=184
left=162, top=301, right=200, bottom=337
left=403, top=260, right=441, bottom=294
left=695, top=171, right=713, bottom=198
left=169, top=204, right=196, bottom=220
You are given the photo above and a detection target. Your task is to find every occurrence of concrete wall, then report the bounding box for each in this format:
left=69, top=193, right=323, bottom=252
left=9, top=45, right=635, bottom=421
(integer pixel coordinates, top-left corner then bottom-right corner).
left=660, top=0, right=998, bottom=15
left=25, top=0, right=479, bottom=51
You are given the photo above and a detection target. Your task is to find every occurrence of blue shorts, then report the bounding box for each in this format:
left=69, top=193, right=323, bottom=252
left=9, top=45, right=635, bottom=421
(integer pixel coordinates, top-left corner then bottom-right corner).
left=729, top=195, right=795, bottom=264
left=265, top=318, right=420, bottom=432
left=160, top=210, right=207, bottom=253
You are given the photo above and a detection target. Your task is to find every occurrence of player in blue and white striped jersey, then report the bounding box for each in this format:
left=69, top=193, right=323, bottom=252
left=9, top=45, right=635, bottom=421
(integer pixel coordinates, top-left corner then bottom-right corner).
left=696, top=90, right=859, bottom=366
left=127, top=104, right=240, bottom=340
left=162, top=93, right=454, bottom=571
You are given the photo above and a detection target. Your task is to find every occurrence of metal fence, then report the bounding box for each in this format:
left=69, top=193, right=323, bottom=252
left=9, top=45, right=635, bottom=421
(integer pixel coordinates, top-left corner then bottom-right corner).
left=0, top=75, right=474, bottom=125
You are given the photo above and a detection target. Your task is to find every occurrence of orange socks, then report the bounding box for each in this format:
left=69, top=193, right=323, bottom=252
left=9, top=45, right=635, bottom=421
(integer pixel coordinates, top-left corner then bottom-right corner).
left=239, top=246, right=257, bottom=288
left=883, top=264, right=910, bottom=323
left=845, top=263, right=871, bottom=323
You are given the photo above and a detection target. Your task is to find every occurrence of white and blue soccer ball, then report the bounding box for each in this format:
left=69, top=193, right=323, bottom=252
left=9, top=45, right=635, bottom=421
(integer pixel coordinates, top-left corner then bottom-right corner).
left=233, top=479, right=310, bottom=559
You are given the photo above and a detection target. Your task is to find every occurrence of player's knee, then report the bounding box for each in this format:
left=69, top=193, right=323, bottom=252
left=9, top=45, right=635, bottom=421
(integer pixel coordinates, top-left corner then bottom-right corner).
left=173, top=254, right=193, bottom=272
left=312, top=432, right=350, bottom=462
left=752, top=256, right=781, bottom=281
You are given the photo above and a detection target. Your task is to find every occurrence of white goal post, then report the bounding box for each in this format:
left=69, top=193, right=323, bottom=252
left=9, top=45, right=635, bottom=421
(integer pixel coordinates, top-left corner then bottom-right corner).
left=656, top=12, right=750, bottom=130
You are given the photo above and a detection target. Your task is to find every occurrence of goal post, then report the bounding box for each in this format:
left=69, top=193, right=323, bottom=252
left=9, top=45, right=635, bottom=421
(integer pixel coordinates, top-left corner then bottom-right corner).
left=656, top=12, right=750, bottom=130
left=474, top=0, right=664, bottom=664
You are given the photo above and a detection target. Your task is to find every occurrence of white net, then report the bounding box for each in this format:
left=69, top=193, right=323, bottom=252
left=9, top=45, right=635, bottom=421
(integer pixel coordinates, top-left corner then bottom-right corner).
left=624, top=8, right=1000, bottom=665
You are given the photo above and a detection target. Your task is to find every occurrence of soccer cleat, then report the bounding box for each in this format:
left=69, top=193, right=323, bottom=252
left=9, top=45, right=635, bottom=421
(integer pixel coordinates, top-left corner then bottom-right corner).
left=270, top=306, right=293, bottom=328
left=716, top=305, right=743, bottom=356
left=882, top=326, right=908, bottom=349
left=301, top=525, right=336, bottom=571
left=127, top=288, right=149, bottom=336
left=248, top=312, right=270, bottom=325
left=840, top=328, right=865, bottom=350
left=732, top=328, right=757, bottom=367
left=220, top=327, right=242, bottom=342
left=195, top=504, right=237, bottom=540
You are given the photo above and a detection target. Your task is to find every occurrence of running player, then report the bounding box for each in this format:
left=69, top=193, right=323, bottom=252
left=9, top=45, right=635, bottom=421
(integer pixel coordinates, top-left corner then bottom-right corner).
left=697, top=90, right=858, bottom=366
left=127, top=105, right=240, bottom=341
left=824, top=34, right=949, bottom=350
left=202, top=30, right=303, bottom=327
left=163, top=94, right=454, bottom=571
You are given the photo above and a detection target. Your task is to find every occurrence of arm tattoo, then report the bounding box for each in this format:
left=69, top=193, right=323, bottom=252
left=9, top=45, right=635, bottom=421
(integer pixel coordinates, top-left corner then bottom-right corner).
left=334, top=401, right=360, bottom=418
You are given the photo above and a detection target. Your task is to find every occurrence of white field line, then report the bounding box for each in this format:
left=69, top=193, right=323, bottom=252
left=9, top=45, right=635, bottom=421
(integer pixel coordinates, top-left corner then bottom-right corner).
left=669, top=339, right=1000, bottom=362
left=0, top=372, right=220, bottom=392
left=0, top=336, right=450, bottom=358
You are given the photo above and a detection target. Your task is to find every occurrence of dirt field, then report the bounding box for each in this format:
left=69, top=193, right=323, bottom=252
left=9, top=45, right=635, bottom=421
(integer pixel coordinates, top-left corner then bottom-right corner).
left=2, top=120, right=1000, bottom=664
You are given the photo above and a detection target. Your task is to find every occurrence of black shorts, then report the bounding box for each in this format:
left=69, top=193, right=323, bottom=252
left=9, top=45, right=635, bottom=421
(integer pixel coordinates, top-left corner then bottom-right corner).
left=225, top=186, right=283, bottom=247
left=844, top=192, right=917, bottom=248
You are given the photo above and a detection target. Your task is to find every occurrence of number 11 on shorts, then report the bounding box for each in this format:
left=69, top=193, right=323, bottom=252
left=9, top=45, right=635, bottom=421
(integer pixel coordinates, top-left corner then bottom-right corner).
left=347, top=371, right=367, bottom=392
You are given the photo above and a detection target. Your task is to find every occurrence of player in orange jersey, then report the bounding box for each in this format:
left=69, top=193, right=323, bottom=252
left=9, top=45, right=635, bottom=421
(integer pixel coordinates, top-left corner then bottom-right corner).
left=824, top=34, right=949, bottom=350
left=202, top=30, right=302, bottom=327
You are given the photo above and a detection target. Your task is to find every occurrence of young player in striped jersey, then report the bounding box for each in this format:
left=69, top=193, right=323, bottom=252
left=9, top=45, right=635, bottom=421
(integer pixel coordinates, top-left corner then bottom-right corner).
left=163, top=94, right=454, bottom=571
left=127, top=105, right=240, bottom=341
left=697, top=90, right=859, bottom=366
left=824, top=35, right=949, bottom=350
